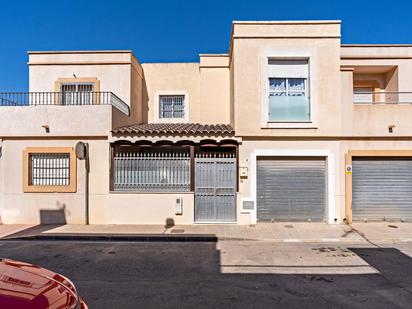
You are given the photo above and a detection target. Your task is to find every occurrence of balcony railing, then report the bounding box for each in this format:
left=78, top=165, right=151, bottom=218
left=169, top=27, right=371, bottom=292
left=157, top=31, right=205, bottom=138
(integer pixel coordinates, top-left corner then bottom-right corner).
left=353, top=91, right=412, bottom=105
left=0, top=92, right=130, bottom=115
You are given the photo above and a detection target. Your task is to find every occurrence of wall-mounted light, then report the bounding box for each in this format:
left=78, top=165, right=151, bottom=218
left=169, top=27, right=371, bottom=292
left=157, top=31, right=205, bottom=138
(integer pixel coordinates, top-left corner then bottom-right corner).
left=73, top=74, right=77, bottom=78
left=42, top=125, right=50, bottom=133
left=388, top=124, right=395, bottom=133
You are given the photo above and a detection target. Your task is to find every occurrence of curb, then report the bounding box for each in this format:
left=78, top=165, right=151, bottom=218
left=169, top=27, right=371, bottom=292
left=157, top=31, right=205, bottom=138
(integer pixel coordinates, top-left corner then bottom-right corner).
left=2, top=235, right=411, bottom=244
left=1, top=234, right=218, bottom=242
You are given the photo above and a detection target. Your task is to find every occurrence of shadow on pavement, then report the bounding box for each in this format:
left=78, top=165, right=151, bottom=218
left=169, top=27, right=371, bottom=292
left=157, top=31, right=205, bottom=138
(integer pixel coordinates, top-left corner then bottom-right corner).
left=3, top=224, right=65, bottom=239
left=0, top=241, right=411, bottom=308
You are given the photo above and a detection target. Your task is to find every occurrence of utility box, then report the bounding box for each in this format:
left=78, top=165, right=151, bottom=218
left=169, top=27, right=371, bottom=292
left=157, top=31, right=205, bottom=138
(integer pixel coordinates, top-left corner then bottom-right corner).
left=175, top=197, right=183, bottom=215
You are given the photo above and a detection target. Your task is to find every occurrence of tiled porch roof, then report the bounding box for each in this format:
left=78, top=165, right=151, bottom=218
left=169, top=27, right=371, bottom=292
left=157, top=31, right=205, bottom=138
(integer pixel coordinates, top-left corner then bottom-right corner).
left=112, top=123, right=235, bottom=136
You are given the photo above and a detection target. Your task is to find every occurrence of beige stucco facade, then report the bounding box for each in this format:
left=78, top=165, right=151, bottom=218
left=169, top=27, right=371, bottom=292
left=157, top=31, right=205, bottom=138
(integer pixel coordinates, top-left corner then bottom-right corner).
left=1, top=21, right=412, bottom=225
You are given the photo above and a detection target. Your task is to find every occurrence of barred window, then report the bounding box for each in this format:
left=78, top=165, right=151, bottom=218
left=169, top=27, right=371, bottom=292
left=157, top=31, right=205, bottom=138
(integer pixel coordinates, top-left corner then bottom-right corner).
left=114, top=150, right=190, bottom=192
left=159, top=95, right=185, bottom=118
left=61, top=83, right=94, bottom=105
left=23, top=147, right=77, bottom=193
left=30, top=153, right=70, bottom=186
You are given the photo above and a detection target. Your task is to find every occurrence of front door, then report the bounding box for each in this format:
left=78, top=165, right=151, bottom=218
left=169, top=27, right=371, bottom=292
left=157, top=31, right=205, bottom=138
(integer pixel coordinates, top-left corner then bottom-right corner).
left=195, top=154, right=236, bottom=223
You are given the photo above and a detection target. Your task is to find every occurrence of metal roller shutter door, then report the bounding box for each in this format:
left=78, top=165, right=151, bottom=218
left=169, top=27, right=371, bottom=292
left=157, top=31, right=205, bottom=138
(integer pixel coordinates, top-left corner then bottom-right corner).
left=257, top=157, right=326, bottom=222
left=352, top=158, right=412, bottom=222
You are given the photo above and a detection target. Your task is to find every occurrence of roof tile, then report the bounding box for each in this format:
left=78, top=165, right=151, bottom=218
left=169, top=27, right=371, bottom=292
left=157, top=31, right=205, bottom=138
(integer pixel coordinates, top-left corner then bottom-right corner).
left=112, top=123, right=235, bottom=136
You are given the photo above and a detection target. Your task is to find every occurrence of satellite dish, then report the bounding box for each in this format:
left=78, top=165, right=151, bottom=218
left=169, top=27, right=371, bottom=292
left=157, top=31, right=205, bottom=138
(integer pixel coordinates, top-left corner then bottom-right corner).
left=75, top=142, right=88, bottom=160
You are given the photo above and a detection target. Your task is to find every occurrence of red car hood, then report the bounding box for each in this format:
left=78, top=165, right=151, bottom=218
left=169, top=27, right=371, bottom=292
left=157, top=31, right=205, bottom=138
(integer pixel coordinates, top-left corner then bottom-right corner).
left=0, top=258, right=78, bottom=309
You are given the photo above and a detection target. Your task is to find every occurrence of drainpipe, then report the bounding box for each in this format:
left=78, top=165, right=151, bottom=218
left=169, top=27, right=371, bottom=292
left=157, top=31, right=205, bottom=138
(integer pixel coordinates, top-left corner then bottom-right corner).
left=75, top=142, right=90, bottom=225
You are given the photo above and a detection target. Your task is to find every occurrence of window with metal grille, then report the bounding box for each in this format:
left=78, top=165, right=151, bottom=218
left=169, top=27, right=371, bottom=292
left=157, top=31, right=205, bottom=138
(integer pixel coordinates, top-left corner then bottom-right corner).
left=113, top=150, right=190, bottom=192
left=29, top=153, right=71, bottom=186
left=61, top=83, right=94, bottom=105
left=159, top=95, right=185, bottom=118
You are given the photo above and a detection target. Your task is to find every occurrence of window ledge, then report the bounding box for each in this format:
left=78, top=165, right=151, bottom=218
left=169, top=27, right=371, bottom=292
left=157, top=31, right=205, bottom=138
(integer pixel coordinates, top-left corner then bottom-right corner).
left=262, top=122, right=318, bottom=129
left=154, top=118, right=188, bottom=124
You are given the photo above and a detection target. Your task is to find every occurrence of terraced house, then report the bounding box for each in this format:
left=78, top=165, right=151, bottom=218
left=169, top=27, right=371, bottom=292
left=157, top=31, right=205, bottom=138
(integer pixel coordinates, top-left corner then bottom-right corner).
left=1, top=20, right=412, bottom=226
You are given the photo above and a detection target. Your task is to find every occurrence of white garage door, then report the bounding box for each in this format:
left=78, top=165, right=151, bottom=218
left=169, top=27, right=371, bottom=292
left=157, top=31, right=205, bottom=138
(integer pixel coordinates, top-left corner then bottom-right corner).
left=257, top=157, right=326, bottom=222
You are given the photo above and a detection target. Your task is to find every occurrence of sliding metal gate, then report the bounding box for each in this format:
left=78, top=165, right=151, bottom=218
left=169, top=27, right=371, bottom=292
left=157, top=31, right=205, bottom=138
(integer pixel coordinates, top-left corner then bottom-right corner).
left=195, top=154, right=236, bottom=223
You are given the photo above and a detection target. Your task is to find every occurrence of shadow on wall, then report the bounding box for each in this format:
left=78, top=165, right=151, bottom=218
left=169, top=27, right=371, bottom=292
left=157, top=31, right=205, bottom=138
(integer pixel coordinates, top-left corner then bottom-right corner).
left=141, top=71, right=149, bottom=123
left=39, top=202, right=67, bottom=225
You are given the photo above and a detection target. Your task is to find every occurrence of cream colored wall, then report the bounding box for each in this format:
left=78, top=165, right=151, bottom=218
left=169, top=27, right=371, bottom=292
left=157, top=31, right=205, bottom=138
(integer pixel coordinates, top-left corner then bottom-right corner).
left=341, top=140, right=412, bottom=222
left=0, top=138, right=197, bottom=225
left=0, top=139, right=107, bottom=224
left=231, top=21, right=342, bottom=137
left=105, top=193, right=194, bottom=225
left=141, top=63, right=201, bottom=123
left=341, top=50, right=412, bottom=136
left=142, top=59, right=231, bottom=124
left=238, top=139, right=412, bottom=224
left=28, top=51, right=143, bottom=131
left=232, top=21, right=341, bottom=38
left=199, top=55, right=230, bottom=124
left=341, top=52, right=412, bottom=93
left=0, top=105, right=113, bottom=137
left=29, top=57, right=132, bottom=106
left=237, top=140, right=343, bottom=224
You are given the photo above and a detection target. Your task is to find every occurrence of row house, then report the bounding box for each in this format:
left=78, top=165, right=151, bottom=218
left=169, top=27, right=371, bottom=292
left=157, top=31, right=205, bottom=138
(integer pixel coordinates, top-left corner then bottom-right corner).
left=1, top=20, right=412, bottom=225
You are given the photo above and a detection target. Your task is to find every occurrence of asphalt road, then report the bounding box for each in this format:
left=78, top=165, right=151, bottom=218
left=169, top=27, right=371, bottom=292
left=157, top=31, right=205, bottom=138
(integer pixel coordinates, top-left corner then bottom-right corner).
left=1, top=240, right=412, bottom=308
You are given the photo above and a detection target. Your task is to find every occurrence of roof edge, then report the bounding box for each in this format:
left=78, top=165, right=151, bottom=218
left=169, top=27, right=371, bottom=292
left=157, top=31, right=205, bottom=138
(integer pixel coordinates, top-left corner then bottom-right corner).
left=232, top=20, right=341, bottom=25
left=199, top=53, right=229, bottom=57
left=27, top=50, right=133, bottom=54
left=342, top=44, right=412, bottom=47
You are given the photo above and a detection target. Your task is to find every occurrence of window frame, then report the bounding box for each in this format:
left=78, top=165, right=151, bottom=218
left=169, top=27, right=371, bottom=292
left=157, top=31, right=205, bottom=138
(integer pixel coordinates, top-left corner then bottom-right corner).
left=154, top=91, right=189, bottom=123
left=159, top=95, right=186, bottom=119
left=54, top=77, right=100, bottom=105
left=260, top=51, right=317, bottom=129
left=23, top=147, right=77, bottom=193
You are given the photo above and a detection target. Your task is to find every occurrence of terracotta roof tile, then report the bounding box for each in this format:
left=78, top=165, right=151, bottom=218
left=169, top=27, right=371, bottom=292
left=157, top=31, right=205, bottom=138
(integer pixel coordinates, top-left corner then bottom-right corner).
left=112, top=123, right=235, bottom=136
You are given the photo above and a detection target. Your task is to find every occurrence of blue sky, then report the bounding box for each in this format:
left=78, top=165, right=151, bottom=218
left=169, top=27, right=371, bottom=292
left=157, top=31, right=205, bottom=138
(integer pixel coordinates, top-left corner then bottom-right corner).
left=1, top=0, right=411, bottom=91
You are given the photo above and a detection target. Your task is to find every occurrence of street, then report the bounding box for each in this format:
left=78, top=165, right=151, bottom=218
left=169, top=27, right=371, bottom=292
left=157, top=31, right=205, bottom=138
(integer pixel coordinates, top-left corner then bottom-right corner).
left=1, top=240, right=412, bottom=308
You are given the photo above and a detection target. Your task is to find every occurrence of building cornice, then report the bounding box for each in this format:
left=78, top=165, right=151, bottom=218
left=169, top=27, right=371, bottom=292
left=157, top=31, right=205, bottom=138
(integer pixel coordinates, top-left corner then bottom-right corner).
left=27, top=50, right=133, bottom=54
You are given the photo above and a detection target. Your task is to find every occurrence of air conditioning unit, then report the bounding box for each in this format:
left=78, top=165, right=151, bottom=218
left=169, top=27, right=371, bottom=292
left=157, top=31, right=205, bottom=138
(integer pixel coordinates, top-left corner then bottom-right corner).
left=175, top=197, right=183, bottom=215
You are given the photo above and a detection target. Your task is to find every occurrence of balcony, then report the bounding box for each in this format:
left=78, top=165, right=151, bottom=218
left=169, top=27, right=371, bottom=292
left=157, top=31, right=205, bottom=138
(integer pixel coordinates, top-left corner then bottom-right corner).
left=0, top=92, right=131, bottom=137
left=353, top=91, right=412, bottom=104
left=0, top=91, right=130, bottom=115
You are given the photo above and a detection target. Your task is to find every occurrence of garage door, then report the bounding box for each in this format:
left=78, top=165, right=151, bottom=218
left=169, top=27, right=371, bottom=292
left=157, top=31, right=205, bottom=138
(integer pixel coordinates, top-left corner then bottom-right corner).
left=352, top=158, right=412, bottom=222
left=257, top=157, right=326, bottom=222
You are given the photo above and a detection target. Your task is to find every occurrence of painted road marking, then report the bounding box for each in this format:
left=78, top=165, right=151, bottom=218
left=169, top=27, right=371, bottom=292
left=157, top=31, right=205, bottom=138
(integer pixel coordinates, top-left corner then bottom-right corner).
left=321, top=238, right=340, bottom=242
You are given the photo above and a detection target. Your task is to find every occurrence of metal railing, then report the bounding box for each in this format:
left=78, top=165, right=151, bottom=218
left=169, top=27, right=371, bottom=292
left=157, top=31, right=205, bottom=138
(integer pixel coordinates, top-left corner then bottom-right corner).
left=353, top=91, right=412, bottom=104
left=0, top=92, right=130, bottom=115
left=114, top=152, right=191, bottom=192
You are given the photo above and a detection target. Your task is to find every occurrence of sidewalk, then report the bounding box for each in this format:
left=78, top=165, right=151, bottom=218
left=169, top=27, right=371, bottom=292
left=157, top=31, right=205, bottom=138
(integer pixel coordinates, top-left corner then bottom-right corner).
left=2, top=222, right=412, bottom=243
left=0, top=224, right=35, bottom=239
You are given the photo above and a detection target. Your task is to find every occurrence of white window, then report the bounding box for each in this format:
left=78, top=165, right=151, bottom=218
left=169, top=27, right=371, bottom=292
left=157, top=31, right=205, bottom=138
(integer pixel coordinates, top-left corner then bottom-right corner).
left=267, top=59, right=310, bottom=122
left=159, top=95, right=185, bottom=119
left=61, top=83, right=94, bottom=105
